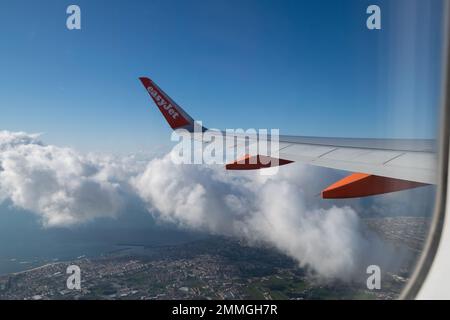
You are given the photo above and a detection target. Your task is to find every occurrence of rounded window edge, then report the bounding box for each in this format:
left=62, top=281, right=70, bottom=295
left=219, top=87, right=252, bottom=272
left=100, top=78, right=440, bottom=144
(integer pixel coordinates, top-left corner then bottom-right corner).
left=400, top=2, right=450, bottom=300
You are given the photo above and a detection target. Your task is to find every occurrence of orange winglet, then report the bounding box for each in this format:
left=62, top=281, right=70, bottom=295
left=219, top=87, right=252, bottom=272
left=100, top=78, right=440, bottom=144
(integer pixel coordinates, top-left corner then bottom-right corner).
left=226, top=154, right=293, bottom=170
left=322, top=173, right=428, bottom=199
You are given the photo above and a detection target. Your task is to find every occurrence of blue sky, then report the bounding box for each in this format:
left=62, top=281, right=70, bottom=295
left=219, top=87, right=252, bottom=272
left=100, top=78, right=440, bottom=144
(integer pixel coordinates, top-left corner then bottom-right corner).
left=0, top=0, right=446, bottom=153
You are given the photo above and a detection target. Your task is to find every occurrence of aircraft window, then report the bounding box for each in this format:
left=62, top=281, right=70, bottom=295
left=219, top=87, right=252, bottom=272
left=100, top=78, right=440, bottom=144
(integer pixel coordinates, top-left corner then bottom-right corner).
left=0, top=0, right=448, bottom=301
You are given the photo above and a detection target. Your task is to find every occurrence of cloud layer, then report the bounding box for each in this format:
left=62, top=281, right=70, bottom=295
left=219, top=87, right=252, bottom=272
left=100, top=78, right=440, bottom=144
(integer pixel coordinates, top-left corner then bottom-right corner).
left=132, top=154, right=370, bottom=278
left=0, top=130, right=427, bottom=279
left=0, top=131, right=139, bottom=226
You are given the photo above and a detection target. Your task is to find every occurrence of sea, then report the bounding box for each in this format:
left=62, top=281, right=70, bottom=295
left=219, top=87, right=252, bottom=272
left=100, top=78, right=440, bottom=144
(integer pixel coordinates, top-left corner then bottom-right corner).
left=0, top=205, right=204, bottom=275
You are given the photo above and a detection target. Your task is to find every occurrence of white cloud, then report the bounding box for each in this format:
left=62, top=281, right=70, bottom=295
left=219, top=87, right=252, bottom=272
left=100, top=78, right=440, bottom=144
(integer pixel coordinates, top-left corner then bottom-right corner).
left=132, top=152, right=368, bottom=279
left=0, top=131, right=132, bottom=227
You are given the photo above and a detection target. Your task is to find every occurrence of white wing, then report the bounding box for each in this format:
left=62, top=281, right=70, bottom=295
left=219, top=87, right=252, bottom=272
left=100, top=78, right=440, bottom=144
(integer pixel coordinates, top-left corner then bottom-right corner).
left=139, top=76, right=437, bottom=198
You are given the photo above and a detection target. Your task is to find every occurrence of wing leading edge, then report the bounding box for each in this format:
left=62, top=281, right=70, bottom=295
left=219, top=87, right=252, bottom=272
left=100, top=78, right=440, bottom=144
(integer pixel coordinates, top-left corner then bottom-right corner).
left=139, top=76, right=437, bottom=199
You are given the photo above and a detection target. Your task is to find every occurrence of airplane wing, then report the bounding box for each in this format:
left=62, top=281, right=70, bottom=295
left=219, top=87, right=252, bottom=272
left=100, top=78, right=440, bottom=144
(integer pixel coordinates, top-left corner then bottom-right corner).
left=139, top=77, right=437, bottom=199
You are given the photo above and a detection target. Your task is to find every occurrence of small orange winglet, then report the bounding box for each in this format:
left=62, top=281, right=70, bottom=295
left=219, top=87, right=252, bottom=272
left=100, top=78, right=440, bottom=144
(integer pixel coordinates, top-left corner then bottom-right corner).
left=226, top=154, right=293, bottom=170
left=322, top=173, right=428, bottom=199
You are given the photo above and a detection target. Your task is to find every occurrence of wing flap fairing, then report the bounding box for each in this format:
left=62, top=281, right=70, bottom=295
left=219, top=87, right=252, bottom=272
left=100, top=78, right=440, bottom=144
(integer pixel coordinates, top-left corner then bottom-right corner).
left=322, top=173, right=429, bottom=199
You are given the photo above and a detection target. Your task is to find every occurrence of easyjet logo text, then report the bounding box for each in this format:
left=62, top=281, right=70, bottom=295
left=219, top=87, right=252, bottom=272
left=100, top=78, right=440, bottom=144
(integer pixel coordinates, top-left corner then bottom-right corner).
left=147, top=86, right=180, bottom=120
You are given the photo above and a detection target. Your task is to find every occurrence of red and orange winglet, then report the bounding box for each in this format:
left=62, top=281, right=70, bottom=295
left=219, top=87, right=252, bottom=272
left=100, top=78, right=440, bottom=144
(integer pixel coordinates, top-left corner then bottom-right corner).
left=226, top=154, right=293, bottom=170
left=139, top=77, right=191, bottom=129
left=322, top=173, right=428, bottom=199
